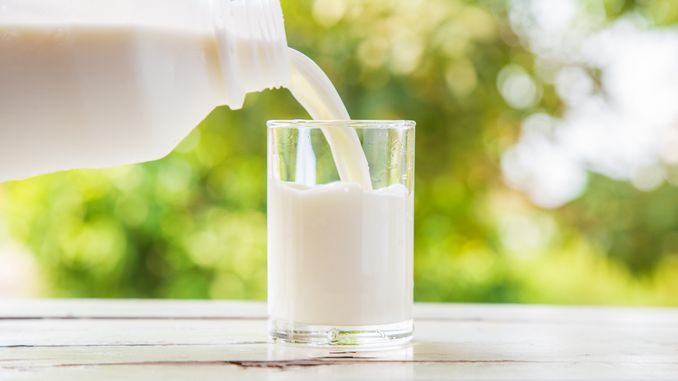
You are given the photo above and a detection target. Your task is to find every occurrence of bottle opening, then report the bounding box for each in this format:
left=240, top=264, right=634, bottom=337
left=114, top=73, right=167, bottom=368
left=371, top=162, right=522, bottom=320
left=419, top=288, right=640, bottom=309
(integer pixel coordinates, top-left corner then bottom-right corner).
left=212, top=0, right=290, bottom=109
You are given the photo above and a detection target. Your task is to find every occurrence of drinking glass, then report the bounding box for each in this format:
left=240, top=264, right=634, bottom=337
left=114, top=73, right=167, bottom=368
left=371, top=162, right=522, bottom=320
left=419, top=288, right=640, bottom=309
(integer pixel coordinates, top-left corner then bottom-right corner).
left=267, top=120, right=415, bottom=347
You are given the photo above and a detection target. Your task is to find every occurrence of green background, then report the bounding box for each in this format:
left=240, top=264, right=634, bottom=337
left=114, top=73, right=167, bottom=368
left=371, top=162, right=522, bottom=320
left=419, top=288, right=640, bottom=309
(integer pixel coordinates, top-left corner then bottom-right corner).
left=2, top=0, right=678, bottom=304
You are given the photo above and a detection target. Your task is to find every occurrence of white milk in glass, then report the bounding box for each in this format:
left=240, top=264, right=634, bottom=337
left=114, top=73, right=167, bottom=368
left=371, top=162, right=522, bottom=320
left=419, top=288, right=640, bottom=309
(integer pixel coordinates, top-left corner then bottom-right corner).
left=268, top=52, right=414, bottom=333
left=268, top=181, right=413, bottom=326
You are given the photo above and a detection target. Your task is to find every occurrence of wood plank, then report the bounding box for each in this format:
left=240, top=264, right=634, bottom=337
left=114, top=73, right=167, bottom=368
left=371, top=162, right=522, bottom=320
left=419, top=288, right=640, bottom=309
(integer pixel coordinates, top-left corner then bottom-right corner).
left=1, top=300, right=677, bottom=380
left=3, top=299, right=678, bottom=324
left=0, top=299, right=267, bottom=319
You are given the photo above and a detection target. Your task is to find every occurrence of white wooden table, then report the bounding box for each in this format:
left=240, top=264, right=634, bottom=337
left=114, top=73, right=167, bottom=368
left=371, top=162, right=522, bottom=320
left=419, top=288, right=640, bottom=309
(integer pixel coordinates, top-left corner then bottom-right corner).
left=1, top=300, right=677, bottom=380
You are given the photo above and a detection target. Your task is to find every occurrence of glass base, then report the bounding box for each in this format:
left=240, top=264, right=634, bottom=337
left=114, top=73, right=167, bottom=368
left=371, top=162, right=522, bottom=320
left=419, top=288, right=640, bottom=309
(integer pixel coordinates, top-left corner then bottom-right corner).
left=269, top=318, right=413, bottom=348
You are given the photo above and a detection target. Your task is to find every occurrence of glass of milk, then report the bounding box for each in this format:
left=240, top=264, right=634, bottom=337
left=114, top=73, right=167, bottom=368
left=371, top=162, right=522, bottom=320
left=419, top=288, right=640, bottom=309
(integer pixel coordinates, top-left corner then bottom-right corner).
left=267, top=120, right=415, bottom=347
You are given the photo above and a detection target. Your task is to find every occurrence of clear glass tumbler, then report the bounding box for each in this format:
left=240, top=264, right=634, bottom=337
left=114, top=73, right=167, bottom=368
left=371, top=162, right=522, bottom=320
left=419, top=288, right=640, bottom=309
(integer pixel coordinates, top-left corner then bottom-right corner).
left=267, top=120, right=415, bottom=347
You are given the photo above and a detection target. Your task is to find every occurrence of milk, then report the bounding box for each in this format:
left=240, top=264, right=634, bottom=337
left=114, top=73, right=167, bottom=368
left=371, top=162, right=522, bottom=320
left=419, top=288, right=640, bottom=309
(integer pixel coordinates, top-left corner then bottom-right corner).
left=287, top=49, right=372, bottom=190
left=267, top=181, right=414, bottom=326
left=269, top=52, right=414, bottom=328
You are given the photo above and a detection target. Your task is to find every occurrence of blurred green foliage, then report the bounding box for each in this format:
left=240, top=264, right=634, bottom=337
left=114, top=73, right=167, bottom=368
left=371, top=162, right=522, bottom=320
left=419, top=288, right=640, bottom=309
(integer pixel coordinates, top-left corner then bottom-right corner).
left=1, top=0, right=677, bottom=304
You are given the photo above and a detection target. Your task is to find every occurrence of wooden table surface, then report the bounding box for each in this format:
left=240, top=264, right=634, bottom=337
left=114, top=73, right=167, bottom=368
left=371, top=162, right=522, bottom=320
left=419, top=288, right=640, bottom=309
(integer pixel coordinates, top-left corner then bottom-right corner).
left=1, top=300, right=677, bottom=380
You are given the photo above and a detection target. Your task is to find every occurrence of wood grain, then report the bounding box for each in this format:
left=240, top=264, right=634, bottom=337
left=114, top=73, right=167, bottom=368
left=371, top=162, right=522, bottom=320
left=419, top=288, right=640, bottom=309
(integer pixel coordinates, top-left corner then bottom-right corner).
left=1, top=300, right=677, bottom=380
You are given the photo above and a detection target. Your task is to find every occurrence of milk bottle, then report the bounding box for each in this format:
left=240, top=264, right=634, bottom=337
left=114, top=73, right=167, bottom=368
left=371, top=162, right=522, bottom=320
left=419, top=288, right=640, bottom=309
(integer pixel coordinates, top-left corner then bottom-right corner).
left=0, top=0, right=283, bottom=181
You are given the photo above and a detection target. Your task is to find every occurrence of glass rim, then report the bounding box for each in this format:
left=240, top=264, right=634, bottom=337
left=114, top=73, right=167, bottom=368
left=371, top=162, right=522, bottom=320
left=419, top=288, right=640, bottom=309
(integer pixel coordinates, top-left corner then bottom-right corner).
left=267, top=119, right=415, bottom=130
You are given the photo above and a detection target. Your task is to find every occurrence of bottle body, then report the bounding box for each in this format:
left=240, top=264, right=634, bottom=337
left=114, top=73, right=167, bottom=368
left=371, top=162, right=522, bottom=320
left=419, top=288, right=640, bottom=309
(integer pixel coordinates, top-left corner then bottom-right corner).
left=0, top=0, right=288, bottom=181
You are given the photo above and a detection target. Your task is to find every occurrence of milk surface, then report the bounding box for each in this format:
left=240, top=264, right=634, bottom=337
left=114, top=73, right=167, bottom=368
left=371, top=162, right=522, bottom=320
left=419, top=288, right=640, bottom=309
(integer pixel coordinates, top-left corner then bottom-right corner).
left=268, top=181, right=414, bottom=326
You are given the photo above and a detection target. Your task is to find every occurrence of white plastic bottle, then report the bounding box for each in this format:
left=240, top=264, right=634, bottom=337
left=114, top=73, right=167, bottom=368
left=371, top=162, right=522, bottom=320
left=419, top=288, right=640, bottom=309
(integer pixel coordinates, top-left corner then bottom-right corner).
left=0, top=0, right=289, bottom=181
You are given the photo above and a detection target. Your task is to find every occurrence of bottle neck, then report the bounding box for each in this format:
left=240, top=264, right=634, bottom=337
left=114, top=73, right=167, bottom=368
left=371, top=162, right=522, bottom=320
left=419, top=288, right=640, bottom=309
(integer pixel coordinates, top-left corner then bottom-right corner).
left=211, top=0, right=289, bottom=110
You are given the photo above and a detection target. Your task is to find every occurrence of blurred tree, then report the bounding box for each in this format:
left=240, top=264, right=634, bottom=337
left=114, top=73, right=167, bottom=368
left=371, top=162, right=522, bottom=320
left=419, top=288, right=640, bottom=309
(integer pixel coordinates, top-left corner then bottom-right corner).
left=2, top=0, right=678, bottom=304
